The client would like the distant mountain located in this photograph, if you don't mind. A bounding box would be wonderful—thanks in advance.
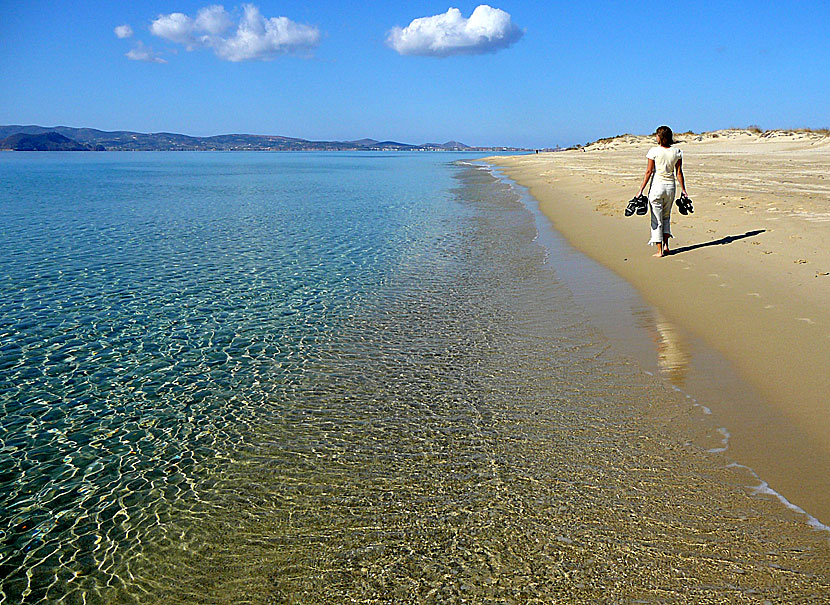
[0,132,101,151]
[0,125,531,152]
[346,138,380,147]
[420,141,470,150]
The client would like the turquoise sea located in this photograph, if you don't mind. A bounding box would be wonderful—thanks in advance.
[2,152,829,603]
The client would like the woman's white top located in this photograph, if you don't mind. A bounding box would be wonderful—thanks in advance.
[647,146,682,184]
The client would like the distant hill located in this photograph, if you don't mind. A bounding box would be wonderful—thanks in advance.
[346,138,380,147]
[0,125,531,152]
[422,140,470,150]
[0,132,103,151]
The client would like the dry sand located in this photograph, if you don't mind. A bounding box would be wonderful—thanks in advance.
[487,129,830,525]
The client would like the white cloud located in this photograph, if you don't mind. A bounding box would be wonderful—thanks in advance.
[216,4,321,61]
[387,5,523,57]
[195,5,234,35]
[126,41,167,63]
[114,24,133,39]
[149,3,321,61]
[150,11,197,47]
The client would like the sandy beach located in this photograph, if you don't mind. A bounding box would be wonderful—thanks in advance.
[487,129,830,525]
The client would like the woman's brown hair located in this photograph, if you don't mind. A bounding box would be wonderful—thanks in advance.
[656,125,674,147]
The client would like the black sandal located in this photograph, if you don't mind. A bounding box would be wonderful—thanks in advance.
[636,194,648,215]
[625,196,638,216]
[676,193,694,215]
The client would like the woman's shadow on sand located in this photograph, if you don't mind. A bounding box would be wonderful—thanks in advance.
[669,229,766,256]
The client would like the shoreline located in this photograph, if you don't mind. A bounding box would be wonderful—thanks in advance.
[484,129,830,526]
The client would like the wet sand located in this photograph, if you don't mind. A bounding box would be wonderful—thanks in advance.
[486,129,830,526]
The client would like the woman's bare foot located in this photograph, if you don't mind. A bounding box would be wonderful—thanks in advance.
[653,243,665,257]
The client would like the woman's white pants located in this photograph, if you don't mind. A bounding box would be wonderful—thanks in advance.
[648,181,675,245]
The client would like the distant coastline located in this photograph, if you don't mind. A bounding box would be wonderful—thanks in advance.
[0,125,542,152]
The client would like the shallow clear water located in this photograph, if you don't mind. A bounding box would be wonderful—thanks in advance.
[0,152,480,600]
[1,152,828,603]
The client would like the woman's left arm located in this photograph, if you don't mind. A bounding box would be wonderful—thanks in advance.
[676,157,687,195]
[638,159,655,196]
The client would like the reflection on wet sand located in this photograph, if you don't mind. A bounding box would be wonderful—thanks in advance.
[635,307,690,385]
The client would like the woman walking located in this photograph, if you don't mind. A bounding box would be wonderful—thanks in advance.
[637,126,688,257]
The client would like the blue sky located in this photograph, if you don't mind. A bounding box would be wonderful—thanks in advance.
[1,1,828,147]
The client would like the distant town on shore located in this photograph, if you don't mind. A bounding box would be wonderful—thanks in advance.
[0,125,547,152]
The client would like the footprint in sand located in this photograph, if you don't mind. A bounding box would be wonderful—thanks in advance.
[796,318,815,324]
[794,259,808,264]
[708,273,720,278]
[747,292,760,297]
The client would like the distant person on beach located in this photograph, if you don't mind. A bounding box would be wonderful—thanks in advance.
[637,125,688,257]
